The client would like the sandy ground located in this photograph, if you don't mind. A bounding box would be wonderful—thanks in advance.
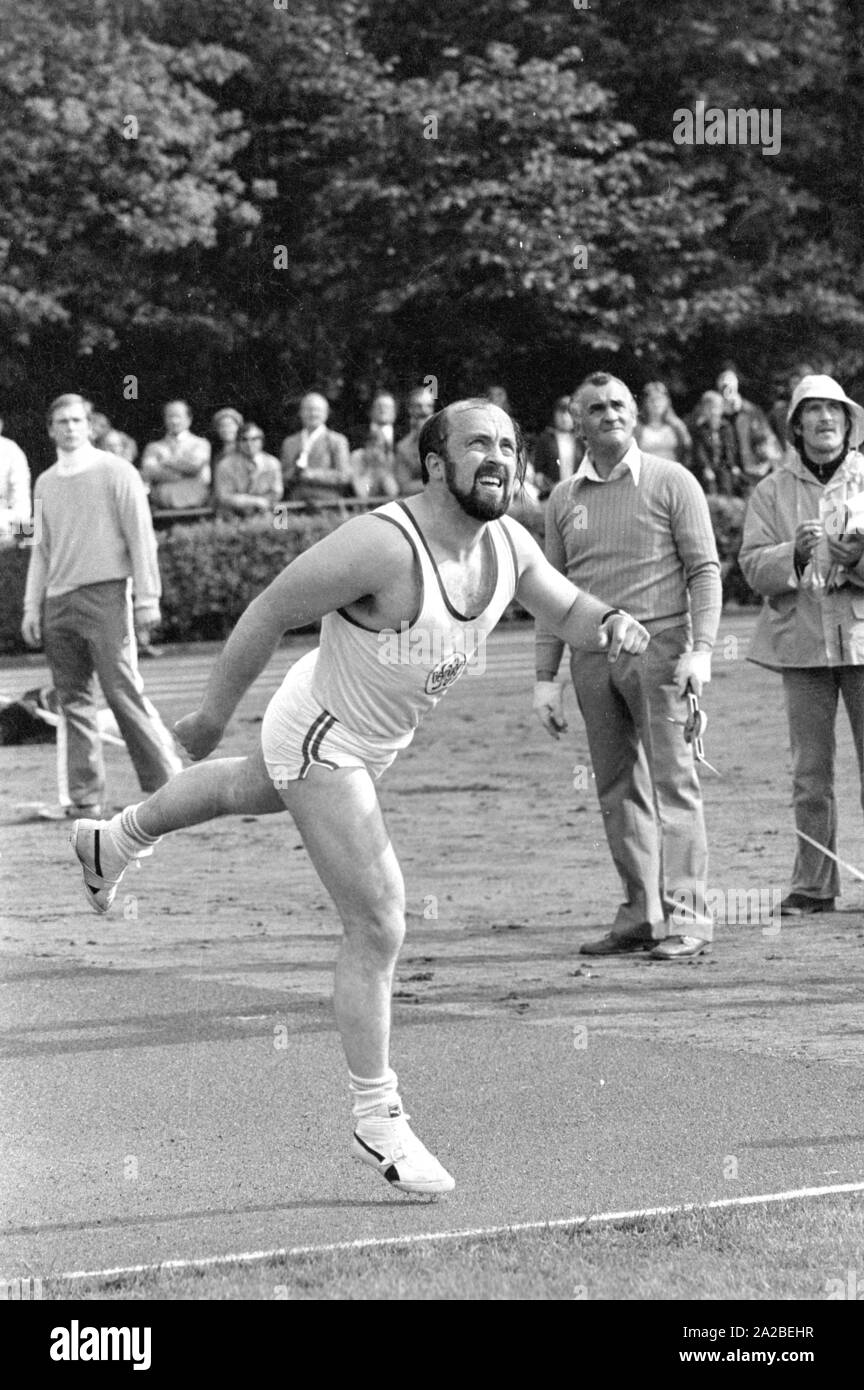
[2,612,864,1071]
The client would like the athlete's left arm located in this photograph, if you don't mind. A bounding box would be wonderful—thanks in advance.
[507,520,650,658]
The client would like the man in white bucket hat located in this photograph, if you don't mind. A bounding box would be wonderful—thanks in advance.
[740,374,864,916]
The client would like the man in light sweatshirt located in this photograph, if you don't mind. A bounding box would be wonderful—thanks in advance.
[21,394,181,816]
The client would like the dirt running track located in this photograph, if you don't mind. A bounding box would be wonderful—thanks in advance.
[1,614,863,1278]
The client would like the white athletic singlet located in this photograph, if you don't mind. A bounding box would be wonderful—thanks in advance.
[309,500,521,746]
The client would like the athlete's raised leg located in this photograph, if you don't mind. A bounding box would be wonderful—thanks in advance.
[136,744,285,831]
[69,746,284,912]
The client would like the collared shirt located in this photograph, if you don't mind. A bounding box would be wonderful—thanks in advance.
[574,440,642,485]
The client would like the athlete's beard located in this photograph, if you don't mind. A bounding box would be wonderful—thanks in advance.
[442,454,513,521]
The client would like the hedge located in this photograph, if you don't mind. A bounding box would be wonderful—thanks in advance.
[154,512,341,642]
[0,496,757,655]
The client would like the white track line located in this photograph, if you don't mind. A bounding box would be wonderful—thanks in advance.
[55,1180,864,1282]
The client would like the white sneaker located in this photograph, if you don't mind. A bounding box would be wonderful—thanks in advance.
[353,1103,455,1197]
[70,819,134,915]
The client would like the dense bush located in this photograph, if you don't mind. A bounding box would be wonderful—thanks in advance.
[0,498,758,656]
[154,512,342,641]
[0,513,344,655]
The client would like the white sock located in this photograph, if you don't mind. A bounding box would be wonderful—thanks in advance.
[107,804,161,861]
[349,1068,401,1122]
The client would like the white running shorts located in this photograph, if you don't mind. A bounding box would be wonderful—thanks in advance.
[260,649,403,784]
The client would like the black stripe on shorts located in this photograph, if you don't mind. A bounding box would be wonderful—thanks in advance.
[299,710,339,778]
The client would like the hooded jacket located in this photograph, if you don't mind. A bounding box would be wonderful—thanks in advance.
[740,448,864,668]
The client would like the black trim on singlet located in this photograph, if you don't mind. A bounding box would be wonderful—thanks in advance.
[335,509,424,632]
[335,605,381,631]
[299,710,339,778]
[395,501,498,623]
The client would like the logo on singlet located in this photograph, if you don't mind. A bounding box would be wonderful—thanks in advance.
[378,623,487,679]
[425,651,469,694]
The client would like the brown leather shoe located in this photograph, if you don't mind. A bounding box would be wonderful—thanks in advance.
[579,932,652,956]
[648,935,711,960]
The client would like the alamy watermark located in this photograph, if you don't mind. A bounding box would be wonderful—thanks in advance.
[50,1322,151,1370]
[825,1269,863,1299]
[1,1275,43,1300]
[673,100,781,157]
[671,886,781,935]
[376,622,487,685]
[5,498,42,546]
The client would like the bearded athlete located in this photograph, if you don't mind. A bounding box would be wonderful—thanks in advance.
[70,399,649,1198]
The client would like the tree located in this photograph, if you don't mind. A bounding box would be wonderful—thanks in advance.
[0,1,258,438]
[3,0,864,447]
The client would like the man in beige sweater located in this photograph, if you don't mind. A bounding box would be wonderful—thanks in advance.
[534,373,722,959]
[22,394,181,816]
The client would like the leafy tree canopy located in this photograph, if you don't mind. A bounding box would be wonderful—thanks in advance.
[1,0,862,452]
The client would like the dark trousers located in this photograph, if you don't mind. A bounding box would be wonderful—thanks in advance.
[43,580,181,807]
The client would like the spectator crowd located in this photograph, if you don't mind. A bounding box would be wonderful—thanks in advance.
[0,363,834,547]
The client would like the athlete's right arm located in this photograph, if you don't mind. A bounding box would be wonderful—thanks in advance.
[181,517,402,755]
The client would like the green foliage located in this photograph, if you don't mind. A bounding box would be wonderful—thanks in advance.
[0,0,258,413]
[345,0,864,391]
[153,504,549,642]
[297,49,723,369]
[2,0,864,444]
[154,513,340,641]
